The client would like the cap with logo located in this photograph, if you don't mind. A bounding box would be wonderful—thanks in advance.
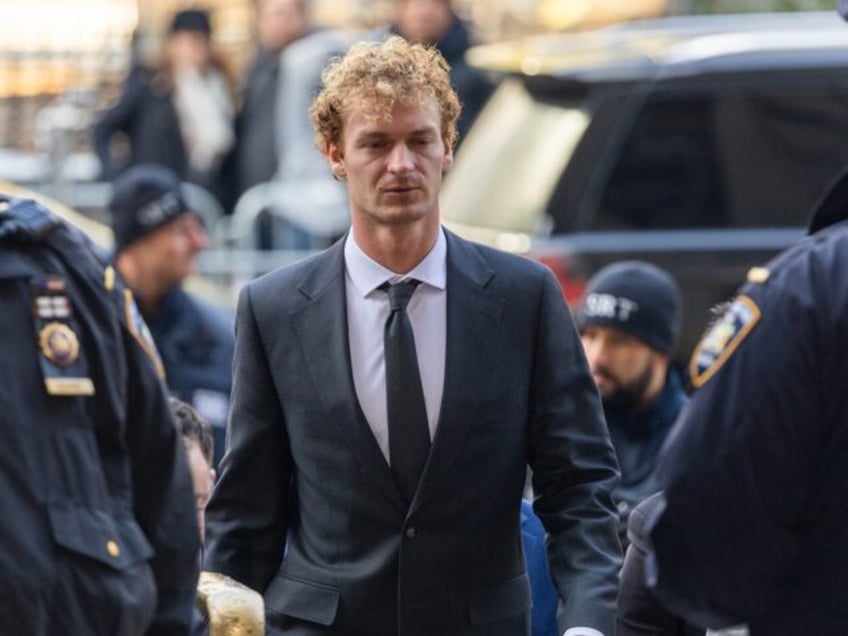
[575,261,682,355]
[109,164,190,254]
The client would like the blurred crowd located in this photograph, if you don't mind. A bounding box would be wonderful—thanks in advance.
[87,0,496,249]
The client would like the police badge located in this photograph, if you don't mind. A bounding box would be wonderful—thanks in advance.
[39,322,80,367]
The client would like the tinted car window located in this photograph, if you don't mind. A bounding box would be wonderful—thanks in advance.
[594,81,848,230]
[443,79,590,234]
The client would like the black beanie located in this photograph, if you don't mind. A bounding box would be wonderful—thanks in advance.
[575,261,682,355]
[109,165,189,253]
[169,9,212,35]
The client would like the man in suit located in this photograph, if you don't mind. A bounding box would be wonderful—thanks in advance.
[203,36,621,636]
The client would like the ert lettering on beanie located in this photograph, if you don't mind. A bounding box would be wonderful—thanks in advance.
[109,164,190,253]
[575,261,682,355]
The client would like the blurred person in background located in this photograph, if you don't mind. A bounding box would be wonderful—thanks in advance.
[227,0,316,204]
[389,0,494,145]
[169,397,216,636]
[224,0,355,250]
[110,164,234,469]
[169,399,264,636]
[0,194,198,635]
[93,8,235,207]
[170,397,216,543]
[574,261,687,545]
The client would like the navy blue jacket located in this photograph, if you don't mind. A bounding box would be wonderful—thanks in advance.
[0,196,199,635]
[93,64,188,181]
[618,494,703,636]
[146,288,234,469]
[648,219,848,634]
[606,368,687,540]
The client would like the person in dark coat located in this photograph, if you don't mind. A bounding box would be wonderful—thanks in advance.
[93,9,234,205]
[574,261,688,545]
[229,0,314,200]
[390,0,494,144]
[644,165,848,634]
[109,164,234,468]
[0,194,199,635]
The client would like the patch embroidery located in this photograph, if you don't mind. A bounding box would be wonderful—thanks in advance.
[30,276,95,396]
[689,295,761,388]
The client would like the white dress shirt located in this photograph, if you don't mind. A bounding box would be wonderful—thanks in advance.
[344,229,604,636]
[344,229,446,463]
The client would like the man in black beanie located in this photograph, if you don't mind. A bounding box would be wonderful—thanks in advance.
[575,260,687,540]
[111,164,233,469]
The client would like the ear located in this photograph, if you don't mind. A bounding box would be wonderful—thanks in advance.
[327,140,347,180]
[442,140,454,171]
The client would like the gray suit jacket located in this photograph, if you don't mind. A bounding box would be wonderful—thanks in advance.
[204,230,622,635]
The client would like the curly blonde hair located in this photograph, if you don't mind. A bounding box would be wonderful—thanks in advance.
[309,35,461,154]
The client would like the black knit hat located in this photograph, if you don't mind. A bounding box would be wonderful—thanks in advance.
[169,9,212,35]
[575,261,682,355]
[109,164,190,253]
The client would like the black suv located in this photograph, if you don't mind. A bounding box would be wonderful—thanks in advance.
[442,11,848,361]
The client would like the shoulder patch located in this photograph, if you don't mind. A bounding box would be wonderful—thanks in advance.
[689,295,761,389]
[29,275,95,396]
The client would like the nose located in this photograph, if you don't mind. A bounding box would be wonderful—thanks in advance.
[387,142,414,174]
[582,336,609,370]
[187,215,209,251]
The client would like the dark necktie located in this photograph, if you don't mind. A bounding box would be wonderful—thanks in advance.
[381,280,431,503]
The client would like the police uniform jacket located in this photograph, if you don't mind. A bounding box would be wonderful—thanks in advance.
[647,218,848,634]
[0,197,199,635]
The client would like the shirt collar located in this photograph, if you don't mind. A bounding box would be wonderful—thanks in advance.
[344,227,447,298]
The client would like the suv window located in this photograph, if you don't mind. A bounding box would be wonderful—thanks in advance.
[594,81,848,230]
[442,78,590,234]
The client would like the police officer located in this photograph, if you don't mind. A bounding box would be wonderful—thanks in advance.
[0,194,199,634]
[575,261,688,540]
[109,165,234,467]
[644,165,848,635]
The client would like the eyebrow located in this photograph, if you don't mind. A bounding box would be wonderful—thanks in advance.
[355,126,439,142]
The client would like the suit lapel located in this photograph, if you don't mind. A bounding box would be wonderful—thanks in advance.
[412,231,504,510]
[291,240,406,512]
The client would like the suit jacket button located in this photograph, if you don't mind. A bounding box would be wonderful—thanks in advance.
[405,526,417,538]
